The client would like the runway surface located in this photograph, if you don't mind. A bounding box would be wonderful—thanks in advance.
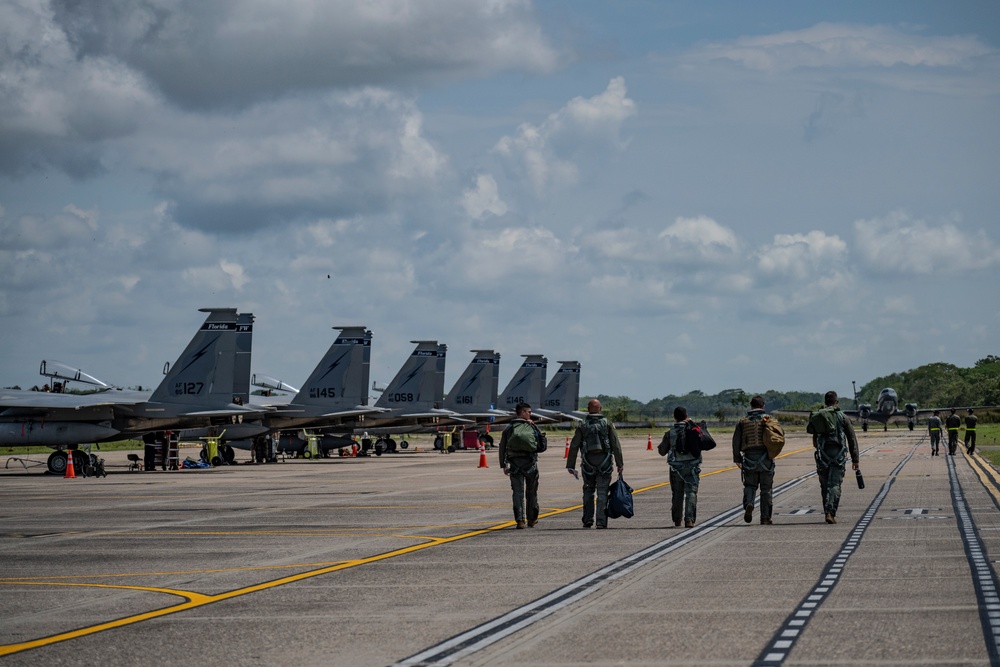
[2,430,999,666]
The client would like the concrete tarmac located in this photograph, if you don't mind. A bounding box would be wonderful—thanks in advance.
[2,431,999,666]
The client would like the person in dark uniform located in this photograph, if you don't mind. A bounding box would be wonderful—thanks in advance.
[567,399,624,529]
[733,396,777,525]
[927,410,944,456]
[498,402,544,529]
[965,408,978,455]
[945,408,962,456]
[658,406,701,528]
[811,391,860,525]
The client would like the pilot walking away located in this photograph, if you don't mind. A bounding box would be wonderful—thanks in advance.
[498,402,546,529]
[946,408,961,456]
[927,411,944,456]
[732,396,777,525]
[566,399,623,529]
[808,391,860,525]
[658,406,701,528]
[965,408,978,455]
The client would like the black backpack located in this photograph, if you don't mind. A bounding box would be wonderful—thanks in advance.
[682,420,716,456]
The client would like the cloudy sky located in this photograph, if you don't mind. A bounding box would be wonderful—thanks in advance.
[2,0,999,403]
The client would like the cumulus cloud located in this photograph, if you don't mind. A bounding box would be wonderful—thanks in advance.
[749,230,854,316]
[219,259,249,290]
[49,0,560,111]
[0,204,100,251]
[466,226,568,283]
[757,230,848,280]
[2,0,552,183]
[461,174,508,220]
[0,201,256,326]
[494,77,636,196]
[854,210,1000,274]
[0,0,156,176]
[294,218,356,249]
[658,216,740,265]
[123,89,448,232]
[580,227,652,261]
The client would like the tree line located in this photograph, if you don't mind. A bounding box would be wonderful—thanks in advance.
[588,356,1000,423]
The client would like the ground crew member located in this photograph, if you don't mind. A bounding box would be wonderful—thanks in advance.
[498,403,543,529]
[811,391,860,525]
[946,408,961,456]
[658,406,701,528]
[928,410,944,456]
[965,408,978,455]
[732,395,776,525]
[566,399,623,529]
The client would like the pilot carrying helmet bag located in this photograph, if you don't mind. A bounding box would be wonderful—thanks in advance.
[606,472,634,519]
[685,420,717,457]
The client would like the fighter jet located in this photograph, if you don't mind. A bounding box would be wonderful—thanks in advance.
[497,354,548,412]
[434,355,581,450]
[410,352,550,452]
[365,340,456,425]
[266,339,464,457]
[534,360,584,422]
[180,325,388,460]
[439,350,503,417]
[0,308,258,473]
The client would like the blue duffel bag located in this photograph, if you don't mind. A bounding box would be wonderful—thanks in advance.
[606,472,634,519]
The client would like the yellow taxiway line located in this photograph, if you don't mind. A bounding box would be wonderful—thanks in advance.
[963,449,1000,506]
[0,446,811,657]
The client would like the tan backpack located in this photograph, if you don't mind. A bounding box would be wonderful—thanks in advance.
[762,416,785,460]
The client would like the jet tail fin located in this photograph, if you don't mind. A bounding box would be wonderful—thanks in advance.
[541,360,581,416]
[497,354,548,411]
[374,340,446,411]
[443,350,501,412]
[233,313,254,406]
[291,326,372,409]
[148,308,243,407]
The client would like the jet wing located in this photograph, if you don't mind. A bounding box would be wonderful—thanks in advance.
[178,407,267,417]
[370,408,476,425]
[0,389,148,412]
[533,409,585,422]
[319,406,390,419]
[402,410,474,422]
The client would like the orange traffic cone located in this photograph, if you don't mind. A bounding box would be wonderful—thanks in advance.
[564,436,570,459]
[64,451,76,479]
[352,442,358,457]
[647,434,653,451]
[477,443,489,468]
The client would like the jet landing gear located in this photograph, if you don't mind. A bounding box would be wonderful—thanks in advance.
[47,451,67,475]
[46,450,88,475]
[372,437,408,456]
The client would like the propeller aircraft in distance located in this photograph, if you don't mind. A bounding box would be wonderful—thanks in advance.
[778,384,994,433]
